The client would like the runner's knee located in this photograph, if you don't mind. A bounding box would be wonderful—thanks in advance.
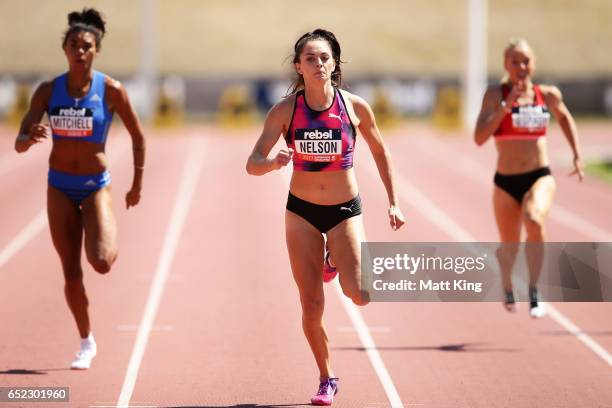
[61,262,83,281]
[496,243,520,260]
[301,297,324,322]
[351,292,369,306]
[64,273,84,285]
[64,275,85,297]
[90,256,114,274]
[340,281,369,306]
[524,212,545,240]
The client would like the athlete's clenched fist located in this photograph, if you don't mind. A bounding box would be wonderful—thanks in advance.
[273,148,294,169]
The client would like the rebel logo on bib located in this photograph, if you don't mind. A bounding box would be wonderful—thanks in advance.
[294,128,342,162]
[50,107,94,137]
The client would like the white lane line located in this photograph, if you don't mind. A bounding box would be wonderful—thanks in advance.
[549,205,612,242]
[412,135,612,241]
[279,168,404,408]
[550,144,612,165]
[381,162,475,242]
[116,136,205,408]
[365,158,612,367]
[0,212,47,269]
[337,326,391,333]
[545,306,612,366]
[0,140,129,272]
[92,406,158,408]
[334,280,405,408]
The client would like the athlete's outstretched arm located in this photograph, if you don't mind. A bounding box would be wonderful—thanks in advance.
[350,93,405,231]
[246,98,294,176]
[14,82,52,153]
[106,78,146,208]
[543,85,584,181]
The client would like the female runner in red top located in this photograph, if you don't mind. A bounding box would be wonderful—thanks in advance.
[474,39,583,318]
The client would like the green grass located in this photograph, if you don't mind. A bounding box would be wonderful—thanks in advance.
[585,160,612,184]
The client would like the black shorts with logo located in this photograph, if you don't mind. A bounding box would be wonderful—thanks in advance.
[286,192,362,233]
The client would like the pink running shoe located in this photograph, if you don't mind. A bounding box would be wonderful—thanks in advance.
[323,245,338,283]
[311,377,339,406]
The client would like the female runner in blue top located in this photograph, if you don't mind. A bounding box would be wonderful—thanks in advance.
[14,8,146,369]
[247,29,405,405]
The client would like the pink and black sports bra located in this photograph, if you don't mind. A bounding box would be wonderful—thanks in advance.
[285,88,356,171]
[494,83,550,140]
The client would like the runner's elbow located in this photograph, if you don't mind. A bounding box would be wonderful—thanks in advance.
[245,159,261,176]
[246,153,270,176]
[474,131,488,146]
[14,141,27,153]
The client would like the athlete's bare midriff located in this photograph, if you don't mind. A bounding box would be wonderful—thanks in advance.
[49,139,108,174]
[495,137,549,174]
[290,168,359,204]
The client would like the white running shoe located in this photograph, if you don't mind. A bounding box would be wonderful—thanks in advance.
[71,335,97,370]
[529,304,547,319]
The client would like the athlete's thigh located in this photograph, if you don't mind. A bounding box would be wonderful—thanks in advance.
[285,210,325,304]
[523,175,555,221]
[47,186,83,273]
[493,186,522,242]
[81,186,117,261]
[326,214,366,293]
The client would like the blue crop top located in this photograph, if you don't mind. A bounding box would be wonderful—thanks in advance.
[48,70,113,144]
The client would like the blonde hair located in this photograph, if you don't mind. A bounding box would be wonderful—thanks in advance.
[501,38,533,84]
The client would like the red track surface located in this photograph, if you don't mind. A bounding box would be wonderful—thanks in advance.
[0,122,610,408]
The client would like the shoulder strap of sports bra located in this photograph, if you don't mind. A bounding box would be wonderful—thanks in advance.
[334,86,344,106]
[285,91,301,140]
[533,84,545,105]
[335,87,357,136]
[92,71,104,93]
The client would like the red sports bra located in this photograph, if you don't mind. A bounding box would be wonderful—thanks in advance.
[494,84,550,140]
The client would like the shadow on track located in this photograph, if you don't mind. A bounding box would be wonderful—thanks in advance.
[0,368,72,375]
[169,404,311,408]
[333,342,520,353]
[541,330,612,336]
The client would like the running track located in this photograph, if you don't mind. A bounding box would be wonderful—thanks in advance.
[0,121,611,408]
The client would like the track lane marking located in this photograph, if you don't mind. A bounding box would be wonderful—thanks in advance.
[116,136,205,408]
[0,139,129,272]
[411,134,612,241]
[279,167,405,408]
[364,155,612,367]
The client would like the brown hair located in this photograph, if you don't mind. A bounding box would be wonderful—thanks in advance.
[288,29,343,94]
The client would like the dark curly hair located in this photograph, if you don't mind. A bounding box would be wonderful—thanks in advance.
[62,8,106,50]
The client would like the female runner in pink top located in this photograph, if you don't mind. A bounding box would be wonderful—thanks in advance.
[247,29,405,405]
